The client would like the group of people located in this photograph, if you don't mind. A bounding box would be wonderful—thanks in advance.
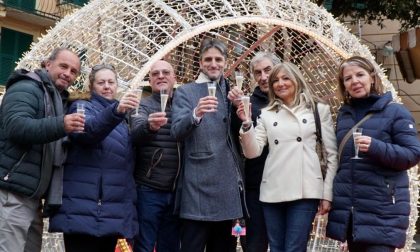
[0,37,419,252]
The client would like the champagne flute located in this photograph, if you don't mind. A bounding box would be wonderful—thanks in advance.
[351,127,363,159]
[160,88,169,112]
[131,86,143,117]
[235,71,244,90]
[76,103,85,133]
[241,95,250,123]
[208,81,216,97]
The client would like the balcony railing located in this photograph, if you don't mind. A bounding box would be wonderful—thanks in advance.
[1,0,88,21]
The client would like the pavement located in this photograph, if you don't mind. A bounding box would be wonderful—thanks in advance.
[414,234,420,251]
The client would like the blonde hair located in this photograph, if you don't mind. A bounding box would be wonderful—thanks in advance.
[267,62,314,110]
[337,56,384,104]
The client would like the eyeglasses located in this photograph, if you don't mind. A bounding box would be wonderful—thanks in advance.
[91,63,115,71]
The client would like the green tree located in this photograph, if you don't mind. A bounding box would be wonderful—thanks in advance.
[314,0,420,31]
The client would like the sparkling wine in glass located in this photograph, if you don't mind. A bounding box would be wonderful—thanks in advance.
[241,95,250,123]
[235,71,244,90]
[160,88,169,112]
[131,86,143,117]
[351,127,363,159]
[208,81,216,97]
[76,103,85,133]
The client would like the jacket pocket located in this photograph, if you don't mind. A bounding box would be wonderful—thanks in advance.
[2,152,28,182]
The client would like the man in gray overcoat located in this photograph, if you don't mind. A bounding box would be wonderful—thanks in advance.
[171,38,245,252]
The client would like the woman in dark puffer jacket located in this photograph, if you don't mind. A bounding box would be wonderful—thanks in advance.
[326,56,420,251]
[49,64,140,252]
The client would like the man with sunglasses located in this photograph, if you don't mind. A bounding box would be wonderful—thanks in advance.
[0,47,84,252]
[131,60,180,252]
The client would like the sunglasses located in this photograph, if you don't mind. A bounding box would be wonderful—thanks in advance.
[91,63,115,71]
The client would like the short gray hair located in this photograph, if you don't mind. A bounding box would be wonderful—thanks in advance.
[199,38,228,59]
[250,52,281,74]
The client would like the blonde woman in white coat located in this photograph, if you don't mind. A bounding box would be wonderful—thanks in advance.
[238,62,338,252]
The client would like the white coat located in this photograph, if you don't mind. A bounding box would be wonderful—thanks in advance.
[240,94,338,203]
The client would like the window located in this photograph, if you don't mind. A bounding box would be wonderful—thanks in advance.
[0,28,33,84]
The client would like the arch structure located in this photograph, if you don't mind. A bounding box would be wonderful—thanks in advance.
[15,0,416,251]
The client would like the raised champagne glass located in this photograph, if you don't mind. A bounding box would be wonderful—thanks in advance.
[241,95,250,123]
[131,86,143,117]
[208,81,216,97]
[160,88,169,112]
[235,71,244,91]
[351,127,363,159]
[76,103,85,133]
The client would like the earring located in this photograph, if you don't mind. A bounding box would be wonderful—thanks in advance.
[344,90,350,99]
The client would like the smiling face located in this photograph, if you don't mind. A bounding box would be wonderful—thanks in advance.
[272,69,296,106]
[149,60,176,93]
[199,47,226,81]
[91,69,118,100]
[45,50,80,92]
[252,58,274,93]
[342,64,374,99]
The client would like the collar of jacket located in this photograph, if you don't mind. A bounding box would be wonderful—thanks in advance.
[91,91,118,108]
[252,86,268,102]
[341,92,393,114]
[265,92,311,111]
[195,72,224,84]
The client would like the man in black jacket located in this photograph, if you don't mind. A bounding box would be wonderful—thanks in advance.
[0,47,85,252]
[228,52,280,252]
[131,60,180,252]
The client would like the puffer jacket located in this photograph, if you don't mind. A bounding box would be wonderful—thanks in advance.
[326,92,420,248]
[0,69,67,198]
[49,92,138,238]
[131,92,181,191]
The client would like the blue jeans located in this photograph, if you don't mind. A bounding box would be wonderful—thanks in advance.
[245,189,268,252]
[134,185,180,252]
[262,199,319,252]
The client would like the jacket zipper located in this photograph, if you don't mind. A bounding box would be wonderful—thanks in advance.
[172,141,182,191]
[3,152,28,181]
[97,175,103,214]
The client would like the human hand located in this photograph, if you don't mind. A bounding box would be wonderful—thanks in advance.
[355,135,372,153]
[194,96,218,117]
[117,91,140,114]
[148,112,168,131]
[236,102,252,122]
[227,86,244,107]
[318,200,331,215]
[64,113,85,133]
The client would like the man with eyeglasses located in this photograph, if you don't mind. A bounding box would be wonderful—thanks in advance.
[0,47,85,252]
[131,60,181,252]
[171,38,245,252]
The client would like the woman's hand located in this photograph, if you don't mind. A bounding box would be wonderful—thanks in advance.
[355,135,372,153]
[236,102,252,122]
[318,200,331,215]
[117,91,139,114]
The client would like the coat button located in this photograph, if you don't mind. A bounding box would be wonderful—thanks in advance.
[223,117,227,123]
[274,139,279,144]
[302,119,307,123]
[273,122,278,126]
[297,137,302,142]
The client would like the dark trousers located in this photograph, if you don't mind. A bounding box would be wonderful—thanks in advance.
[245,189,268,252]
[134,185,180,252]
[346,218,396,252]
[63,233,118,252]
[262,199,319,252]
[180,219,232,252]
